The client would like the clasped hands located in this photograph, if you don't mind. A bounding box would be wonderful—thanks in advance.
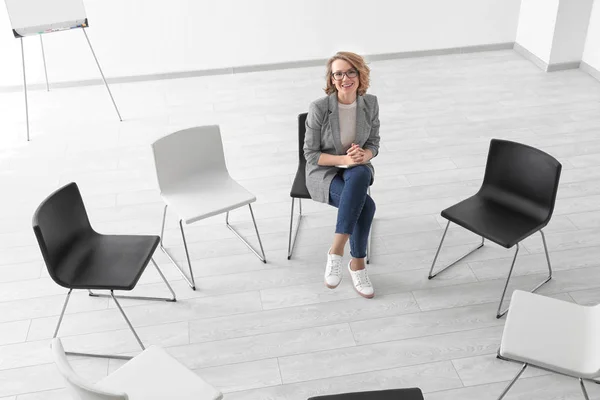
[345,143,369,165]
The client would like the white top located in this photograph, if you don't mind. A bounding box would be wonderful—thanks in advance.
[338,100,357,152]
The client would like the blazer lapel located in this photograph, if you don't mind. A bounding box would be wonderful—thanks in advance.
[355,95,369,146]
[328,93,344,154]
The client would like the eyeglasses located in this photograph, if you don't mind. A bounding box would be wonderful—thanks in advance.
[332,70,358,81]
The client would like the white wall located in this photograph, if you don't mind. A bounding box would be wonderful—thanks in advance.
[550,0,594,64]
[583,0,600,70]
[515,0,559,63]
[0,0,521,87]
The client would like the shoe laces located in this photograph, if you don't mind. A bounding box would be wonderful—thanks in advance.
[328,257,342,277]
[354,269,371,288]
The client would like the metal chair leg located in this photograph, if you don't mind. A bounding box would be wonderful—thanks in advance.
[249,204,267,263]
[159,204,196,290]
[288,198,303,260]
[88,258,176,302]
[366,230,371,264]
[496,230,553,319]
[225,204,267,263]
[498,353,595,398]
[53,289,73,340]
[53,289,143,360]
[497,363,528,399]
[428,220,484,279]
[366,187,371,265]
[540,230,553,279]
[580,378,590,400]
[110,291,145,351]
[496,243,520,319]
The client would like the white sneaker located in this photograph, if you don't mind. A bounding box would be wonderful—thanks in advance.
[348,261,374,298]
[324,249,343,289]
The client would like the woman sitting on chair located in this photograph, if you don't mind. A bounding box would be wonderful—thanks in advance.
[304,51,380,298]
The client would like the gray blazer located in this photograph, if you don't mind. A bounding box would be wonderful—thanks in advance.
[304,93,381,203]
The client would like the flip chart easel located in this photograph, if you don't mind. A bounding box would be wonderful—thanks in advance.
[3,0,122,141]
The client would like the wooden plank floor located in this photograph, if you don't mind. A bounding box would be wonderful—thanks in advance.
[1,49,600,399]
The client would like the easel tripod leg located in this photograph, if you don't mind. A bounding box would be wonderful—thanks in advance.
[40,36,49,91]
[20,38,30,141]
[82,28,122,121]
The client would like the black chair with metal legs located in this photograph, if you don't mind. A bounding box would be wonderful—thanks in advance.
[288,112,313,260]
[33,182,176,360]
[288,113,372,263]
[308,388,424,400]
[428,139,562,318]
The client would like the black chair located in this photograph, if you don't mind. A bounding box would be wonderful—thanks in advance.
[308,388,424,400]
[33,182,176,360]
[288,113,312,259]
[428,139,562,318]
[287,113,372,263]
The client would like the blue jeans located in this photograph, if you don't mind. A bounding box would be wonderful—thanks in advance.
[328,165,376,259]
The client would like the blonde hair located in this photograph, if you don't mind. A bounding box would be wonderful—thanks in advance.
[324,51,370,96]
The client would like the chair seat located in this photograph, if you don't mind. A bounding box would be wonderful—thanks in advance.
[162,178,256,224]
[291,166,311,199]
[441,194,545,248]
[308,388,424,400]
[500,290,600,379]
[55,234,159,290]
[97,346,223,400]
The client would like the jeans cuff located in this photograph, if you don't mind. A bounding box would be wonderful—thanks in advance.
[335,227,353,235]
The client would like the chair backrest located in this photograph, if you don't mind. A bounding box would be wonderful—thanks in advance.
[52,338,128,400]
[298,113,308,165]
[480,139,562,224]
[152,126,229,193]
[32,182,94,287]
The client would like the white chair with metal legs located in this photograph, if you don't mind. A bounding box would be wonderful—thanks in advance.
[52,338,223,400]
[497,290,600,400]
[152,126,267,290]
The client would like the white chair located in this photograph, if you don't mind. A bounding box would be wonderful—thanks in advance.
[52,338,223,400]
[152,126,267,290]
[497,290,600,399]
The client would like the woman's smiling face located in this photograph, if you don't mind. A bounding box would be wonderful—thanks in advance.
[331,59,359,97]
